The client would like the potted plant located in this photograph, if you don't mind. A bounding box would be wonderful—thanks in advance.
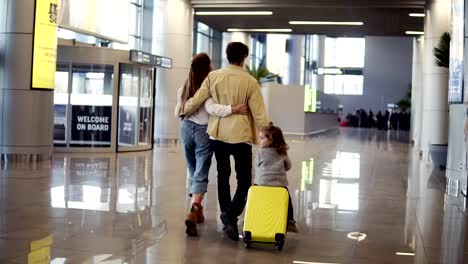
[433,32,450,68]
[396,84,412,111]
[245,58,281,84]
[430,32,450,169]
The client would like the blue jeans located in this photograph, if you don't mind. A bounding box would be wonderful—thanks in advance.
[180,120,213,195]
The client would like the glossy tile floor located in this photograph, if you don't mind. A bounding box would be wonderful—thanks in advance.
[0,128,467,264]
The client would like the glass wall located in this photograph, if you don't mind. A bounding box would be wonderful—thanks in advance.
[449,0,464,103]
[324,38,365,68]
[249,34,266,71]
[129,0,143,49]
[193,22,223,69]
[58,0,144,51]
[323,37,365,96]
[324,75,364,95]
[303,35,345,113]
[266,34,288,78]
[303,35,317,112]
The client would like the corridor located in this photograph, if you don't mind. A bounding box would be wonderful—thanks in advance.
[0,128,466,264]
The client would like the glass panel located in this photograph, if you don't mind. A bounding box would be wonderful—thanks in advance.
[117,156,136,213]
[196,33,211,54]
[53,63,70,145]
[324,75,364,95]
[51,157,112,211]
[449,0,464,103]
[324,37,365,68]
[119,64,140,147]
[129,4,141,36]
[197,22,211,35]
[139,68,153,145]
[70,64,114,147]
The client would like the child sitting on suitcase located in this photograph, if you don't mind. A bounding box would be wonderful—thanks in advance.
[255,122,299,233]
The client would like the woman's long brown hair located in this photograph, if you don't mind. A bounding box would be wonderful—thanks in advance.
[178,53,211,116]
[262,122,289,155]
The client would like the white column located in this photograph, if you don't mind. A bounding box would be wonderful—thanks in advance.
[316,35,326,93]
[411,36,424,146]
[284,35,304,86]
[420,0,451,152]
[151,0,193,140]
[221,32,251,68]
[266,34,288,80]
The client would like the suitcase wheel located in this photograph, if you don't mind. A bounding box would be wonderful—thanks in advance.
[243,231,252,249]
[277,241,284,251]
[275,233,285,251]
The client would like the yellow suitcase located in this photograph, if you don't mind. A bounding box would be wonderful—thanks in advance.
[242,186,289,250]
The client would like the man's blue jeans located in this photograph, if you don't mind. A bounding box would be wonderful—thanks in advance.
[180,120,213,195]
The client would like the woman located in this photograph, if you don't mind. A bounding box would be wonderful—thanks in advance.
[175,53,247,236]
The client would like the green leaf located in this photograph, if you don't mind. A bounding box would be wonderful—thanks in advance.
[245,57,281,84]
[433,32,450,68]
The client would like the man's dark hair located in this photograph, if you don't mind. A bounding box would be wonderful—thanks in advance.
[226,42,249,65]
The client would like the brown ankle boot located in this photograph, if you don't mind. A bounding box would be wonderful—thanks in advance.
[193,205,204,224]
[185,206,198,237]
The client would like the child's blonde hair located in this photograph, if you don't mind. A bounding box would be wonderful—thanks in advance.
[261,122,289,155]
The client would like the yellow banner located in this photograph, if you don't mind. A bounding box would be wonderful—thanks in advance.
[28,246,51,264]
[32,0,59,89]
[28,234,53,264]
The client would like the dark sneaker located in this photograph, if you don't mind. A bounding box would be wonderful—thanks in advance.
[220,212,239,241]
[287,220,299,233]
[224,224,239,241]
[220,212,231,226]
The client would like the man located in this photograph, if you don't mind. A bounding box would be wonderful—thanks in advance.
[183,42,269,241]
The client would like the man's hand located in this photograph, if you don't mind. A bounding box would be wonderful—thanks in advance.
[231,104,248,115]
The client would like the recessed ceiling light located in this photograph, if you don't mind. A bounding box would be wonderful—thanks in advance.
[227,28,292,33]
[405,31,424,35]
[396,252,415,256]
[409,13,425,17]
[289,21,364,26]
[195,11,273,16]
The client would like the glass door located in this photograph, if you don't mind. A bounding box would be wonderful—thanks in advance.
[118,64,155,151]
[69,64,114,148]
[118,65,139,148]
[138,67,153,146]
[53,63,70,146]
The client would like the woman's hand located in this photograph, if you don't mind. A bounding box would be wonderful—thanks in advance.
[231,104,248,115]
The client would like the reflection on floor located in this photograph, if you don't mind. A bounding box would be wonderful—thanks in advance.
[0,128,466,264]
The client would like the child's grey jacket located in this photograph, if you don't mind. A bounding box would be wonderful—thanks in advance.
[254,148,291,187]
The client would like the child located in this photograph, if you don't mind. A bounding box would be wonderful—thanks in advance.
[255,122,299,233]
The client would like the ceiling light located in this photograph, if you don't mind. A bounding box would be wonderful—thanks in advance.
[293,260,339,264]
[405,31,424,35]
[227,28,292,33]
[396,252,415,256]
[289,21,364,26]
[409,13,425,17]
[195,11,273,16]
[317,68,342,75]
[347,232,367,241]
